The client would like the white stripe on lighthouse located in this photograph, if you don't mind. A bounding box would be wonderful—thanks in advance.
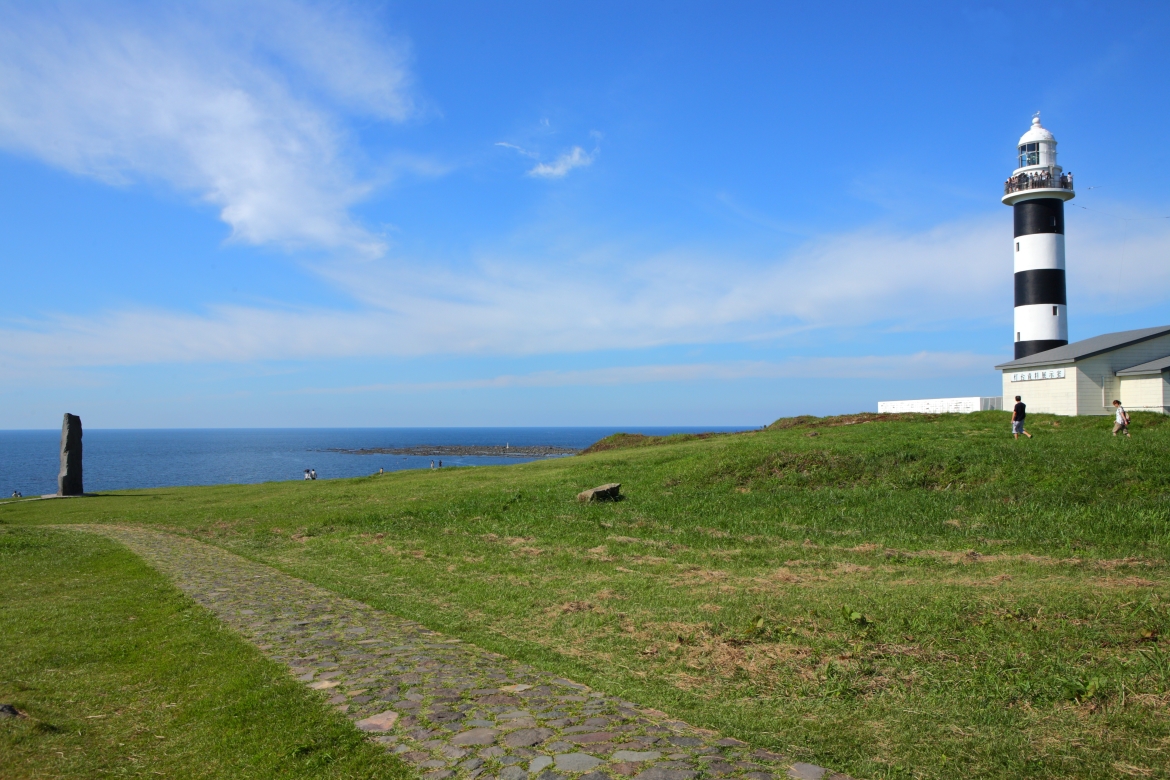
[1014,303,1068,343]
[1014,233,1065,273]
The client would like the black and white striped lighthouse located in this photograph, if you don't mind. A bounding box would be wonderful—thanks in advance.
[1002,114,1075,359]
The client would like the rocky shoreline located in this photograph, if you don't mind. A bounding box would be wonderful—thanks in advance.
[327,445,579,457]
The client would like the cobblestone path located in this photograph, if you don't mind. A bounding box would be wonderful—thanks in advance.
[79,526,853,780]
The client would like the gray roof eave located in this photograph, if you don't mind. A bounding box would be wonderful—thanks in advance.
[995,326,1170,370]
[1116,367,1167,376]
[994,357,1077,370]
[1116,355,1170,375]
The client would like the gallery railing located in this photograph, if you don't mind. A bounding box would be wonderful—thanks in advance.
[1004,173,1074,195]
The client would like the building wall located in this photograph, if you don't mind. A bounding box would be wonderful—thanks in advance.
[1075,356,1117,416]
[1119,375,1167,413]
[1001,332,1170,416]
[1074,333,1170,416]
[1002,366,1077,415]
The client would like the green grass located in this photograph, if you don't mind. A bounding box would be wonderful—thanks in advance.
[0,526,411,779]
[4,410,1170,779]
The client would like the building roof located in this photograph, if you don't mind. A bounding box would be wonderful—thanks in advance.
[1117,355,1170,376]
[995,325,1170,370]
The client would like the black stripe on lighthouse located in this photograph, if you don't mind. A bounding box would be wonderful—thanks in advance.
[1014,268,1067,306]
[1014,198,1065,236]
[1013,197,1068,359]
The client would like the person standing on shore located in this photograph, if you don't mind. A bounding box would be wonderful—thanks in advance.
[1011,395,1032,440]
[1112,400,1131,437]
[430,460,435,469]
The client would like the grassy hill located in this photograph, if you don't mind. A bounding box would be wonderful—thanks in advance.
[3,410,1170,779]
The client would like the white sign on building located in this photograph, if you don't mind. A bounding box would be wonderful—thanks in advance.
[1010,369,1065,382]
[877,397,1003,414]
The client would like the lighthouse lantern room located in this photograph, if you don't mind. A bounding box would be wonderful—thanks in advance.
[1002,114,1075,359]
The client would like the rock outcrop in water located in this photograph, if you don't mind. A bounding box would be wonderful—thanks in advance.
[329,444,577,457]
[57,413,83,496]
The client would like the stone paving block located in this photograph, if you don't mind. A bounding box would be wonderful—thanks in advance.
[505,728,554,747]
[566,731,616,744]
[633,769,697,780]
[308,680,339,690]
[76,527,853,780]
[555,753,603,772]
[786,765,826,780]
[611,751,661,762]
[452,727,499,746]
[354,710,399,732]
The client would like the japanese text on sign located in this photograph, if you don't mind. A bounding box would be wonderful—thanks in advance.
[1011,368,1065,382]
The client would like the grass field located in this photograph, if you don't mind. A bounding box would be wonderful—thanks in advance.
[3,410,1170,779]
[0,527,410,779]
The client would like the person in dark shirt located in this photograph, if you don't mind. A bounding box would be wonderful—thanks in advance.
[1011,395,1032,440]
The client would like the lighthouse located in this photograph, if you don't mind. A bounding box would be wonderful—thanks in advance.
[1002,115,1075,359]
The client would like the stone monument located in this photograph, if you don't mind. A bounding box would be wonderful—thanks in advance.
[57,413,83,496]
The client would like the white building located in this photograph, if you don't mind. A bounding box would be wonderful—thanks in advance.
[995,326,1170,415]
[878,397,1002,414]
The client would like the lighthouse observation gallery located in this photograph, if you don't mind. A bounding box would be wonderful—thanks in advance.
[882,115,1170,416]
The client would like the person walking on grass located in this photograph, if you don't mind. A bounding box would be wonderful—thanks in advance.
[1113,399,1132,437]
[1012,395,1032,439]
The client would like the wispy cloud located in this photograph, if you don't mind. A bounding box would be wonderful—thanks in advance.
[1,202,1167,372]
[528,146,594,178]
[494,141,538,159]
[0,0,415,255]
[291,352,1003,395]
[497,134,598,178]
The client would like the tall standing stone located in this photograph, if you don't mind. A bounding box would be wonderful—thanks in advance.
[57,413,83,496]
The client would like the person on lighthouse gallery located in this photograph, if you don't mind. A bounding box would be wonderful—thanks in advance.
[1011,396,1032,440]
[1112,400,1131,438]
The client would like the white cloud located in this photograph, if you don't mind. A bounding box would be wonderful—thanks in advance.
[1066,204,1170,312]
[2,202,1168,372]
[0,215,1008,368]
[0,1,414,254]
[497,127,599,178]
[528,146,594,178]
[291,352,1002,395]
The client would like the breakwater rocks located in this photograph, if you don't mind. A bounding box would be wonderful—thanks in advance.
[329,445,579,458]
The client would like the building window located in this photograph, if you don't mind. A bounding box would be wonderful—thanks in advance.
[1016,242,1020,251]
[1053,306,1058,315]
[1019,142,1040,167]
[1016,331,1021,342]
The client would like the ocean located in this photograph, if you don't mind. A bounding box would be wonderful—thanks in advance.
[0,427,747,496]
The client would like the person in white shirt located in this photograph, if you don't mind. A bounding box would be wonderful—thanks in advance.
[1112,400,1131,437]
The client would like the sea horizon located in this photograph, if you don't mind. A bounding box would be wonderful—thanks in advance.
[2,425,751,497]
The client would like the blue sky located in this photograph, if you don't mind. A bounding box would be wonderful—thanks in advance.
[2,1,1169,428]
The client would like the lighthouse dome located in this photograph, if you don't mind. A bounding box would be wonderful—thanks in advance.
[1018,115,1055,146]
